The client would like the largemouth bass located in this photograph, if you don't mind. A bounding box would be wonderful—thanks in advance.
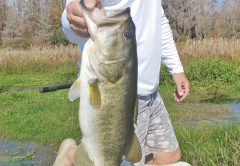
[68,1,141,166]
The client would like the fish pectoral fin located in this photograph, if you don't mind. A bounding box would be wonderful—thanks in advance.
[89,80,101,109]
[68,77,81,101]
[74,143,94,166]
[125,133,142,163]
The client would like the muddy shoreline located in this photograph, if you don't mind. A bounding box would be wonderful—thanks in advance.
[0,139,56,166]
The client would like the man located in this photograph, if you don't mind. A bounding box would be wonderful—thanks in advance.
[54,0,190,165]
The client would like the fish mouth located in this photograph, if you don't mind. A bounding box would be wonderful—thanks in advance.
[80,0,131,26]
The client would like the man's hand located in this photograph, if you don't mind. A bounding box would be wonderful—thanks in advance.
[66,0,100,38]
[172,73,189,102]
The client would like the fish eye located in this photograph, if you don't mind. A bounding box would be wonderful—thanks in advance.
[123,31,132,40]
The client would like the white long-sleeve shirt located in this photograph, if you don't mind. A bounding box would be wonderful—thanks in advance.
[62,0,184,96]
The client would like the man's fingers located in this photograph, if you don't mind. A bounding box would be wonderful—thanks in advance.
[68,13,89,37]
[66,0,83,17]
[68,15,87,29]
[84,0,98,9]
[174,82,190,102]
[66,0,91,37]
[176,84,184,96]
[174,93,180,102]
[70,24,90,38]
[178,91,188,102]
[172,73,190,102]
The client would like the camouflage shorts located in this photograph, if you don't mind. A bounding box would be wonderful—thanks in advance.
[121,91,179,166]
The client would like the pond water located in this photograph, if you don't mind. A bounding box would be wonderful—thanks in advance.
[227,102,240,122]
[176,101,240,125]
[228,102,240,115]
[0,139,55,166]
[203,102,240,124]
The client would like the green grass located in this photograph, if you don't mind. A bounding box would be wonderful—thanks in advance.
[0,66,77,89]
[176,124,240,166]
[0,90,80,147]
[0,56,240,165]
[0,65,81,147]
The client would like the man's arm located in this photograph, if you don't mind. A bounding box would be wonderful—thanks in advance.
[160,7,189,102]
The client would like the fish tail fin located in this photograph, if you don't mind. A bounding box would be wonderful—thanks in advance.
[74,143,94,166]
[125,133,142,163]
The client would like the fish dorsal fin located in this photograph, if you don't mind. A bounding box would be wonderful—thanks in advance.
[125,133,142,163]
[68,77,81,101]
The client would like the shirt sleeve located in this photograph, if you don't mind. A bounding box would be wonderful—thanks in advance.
[160,7,184,75]
[61,0,88,45]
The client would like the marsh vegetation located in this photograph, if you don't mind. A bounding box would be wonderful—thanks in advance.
[0,38,240,165]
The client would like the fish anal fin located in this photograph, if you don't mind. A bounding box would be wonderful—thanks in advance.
[68,77,81,101]
[125,133,142,163]
[74,143,94,166]
[89,81,101,109]
[134,100,138,125]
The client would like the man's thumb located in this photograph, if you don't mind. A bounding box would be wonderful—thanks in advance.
[84,0,97,9]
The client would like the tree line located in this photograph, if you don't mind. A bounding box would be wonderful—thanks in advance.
[0,0,67,48]
[0,0,239,48]
[163,0,240,40]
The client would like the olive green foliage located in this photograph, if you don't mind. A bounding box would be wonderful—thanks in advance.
[50,31,70,46]
[160,57,240,89]
[159,65,174,85]
[186,58,240,86]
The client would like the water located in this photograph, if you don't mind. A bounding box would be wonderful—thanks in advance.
[206,102,240,123]
[228,102,240,117]
[185,102,240,125]
[209,102,240,123]
[0,139,56,166]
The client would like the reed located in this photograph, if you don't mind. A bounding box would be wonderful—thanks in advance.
[0,45,80,72]
[1,38,240,72]
[177,38,240,63]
